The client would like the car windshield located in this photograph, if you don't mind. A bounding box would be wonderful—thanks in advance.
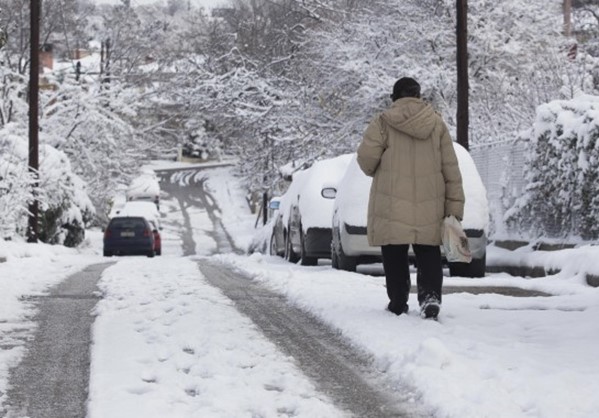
[108,218,147,231]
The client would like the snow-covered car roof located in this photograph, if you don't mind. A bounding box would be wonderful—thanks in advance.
[334,144,489,231]
[126,174,160,200]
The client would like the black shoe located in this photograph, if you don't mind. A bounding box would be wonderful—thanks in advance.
[420,299,440,319]
[387,301,409,316]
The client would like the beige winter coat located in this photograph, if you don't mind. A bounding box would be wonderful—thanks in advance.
[357,97,465,246]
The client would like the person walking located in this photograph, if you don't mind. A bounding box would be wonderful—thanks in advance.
[356,77,465,319]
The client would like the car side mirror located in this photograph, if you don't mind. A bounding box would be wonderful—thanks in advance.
[321,187,337,199]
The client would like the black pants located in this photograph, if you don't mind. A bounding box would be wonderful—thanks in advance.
[381,244,443,308]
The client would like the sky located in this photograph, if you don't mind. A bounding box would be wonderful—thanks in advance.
[1,161,599,417]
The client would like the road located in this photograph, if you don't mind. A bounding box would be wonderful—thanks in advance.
[3,164,549,417]
[4,263,113,418]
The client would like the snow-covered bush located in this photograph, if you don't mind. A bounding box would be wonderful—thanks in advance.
[37,143,95,246]
[0,127,34,239]
[505,94,599,240]
[0,124,94,245]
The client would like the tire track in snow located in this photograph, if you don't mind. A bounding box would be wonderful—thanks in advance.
[199,260,432,418]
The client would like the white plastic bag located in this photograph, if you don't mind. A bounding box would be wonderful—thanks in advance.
[442,215,472,263]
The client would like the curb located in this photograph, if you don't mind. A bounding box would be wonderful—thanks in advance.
[487,265,598,288]
[486,265,549,278]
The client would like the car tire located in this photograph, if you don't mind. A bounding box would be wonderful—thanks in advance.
[147,251,155,258]
[103,250,112,257]
[285,233,300,263]
[331,242,340,269]
[332,231,357,272]
[299,227,317,266]
[449,254,486,278]
[270,232,279,256]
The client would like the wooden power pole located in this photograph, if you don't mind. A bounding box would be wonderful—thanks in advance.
[27,0,40,243]
[456,0,469,151]
[563,0,572,37]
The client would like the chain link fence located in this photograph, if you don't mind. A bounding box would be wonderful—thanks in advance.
[470,140,528,240]
[471,140,594,243]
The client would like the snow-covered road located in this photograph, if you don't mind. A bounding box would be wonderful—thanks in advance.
[1,161,598,418]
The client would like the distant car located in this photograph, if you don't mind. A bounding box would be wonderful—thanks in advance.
[126,173,161,209]
[116,200,161,221]
[103,216,155,257]
[270,154,353,265]
[330,144,489,277]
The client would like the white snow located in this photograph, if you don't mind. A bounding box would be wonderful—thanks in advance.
[1,161,598,417]
[87,257,343,418]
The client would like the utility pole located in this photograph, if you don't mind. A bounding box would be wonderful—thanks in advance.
[563,0,572,37]
[456,0,469,151]
[103,38,111,86]
[27,0,40,243]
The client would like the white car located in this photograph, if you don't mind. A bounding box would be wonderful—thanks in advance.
[126,173,161,209]
[330,144,489,277]
[270,154,353,265]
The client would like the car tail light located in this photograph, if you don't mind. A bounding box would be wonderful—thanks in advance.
[143,228,151,237]
[104,229,112,239]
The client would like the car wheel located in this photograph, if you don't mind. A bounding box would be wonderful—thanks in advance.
[331,242,339,269]
[332,231,357,272]
[269,232,279,256]
[449,254,486,278]
[299,227,317,266]
[285,233,300,263]
[147,251,155,258]
[103,250,112,257]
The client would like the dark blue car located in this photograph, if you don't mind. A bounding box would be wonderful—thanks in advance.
[103,216,155,257]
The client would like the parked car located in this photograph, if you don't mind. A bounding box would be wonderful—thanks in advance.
[270,154,353,265]
[126,173,161,209]
[111,201,162,256]
[329,144,489,277]
[103,216,155,257]
[270,169,310,260]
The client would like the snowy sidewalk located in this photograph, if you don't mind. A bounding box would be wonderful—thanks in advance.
[217,253,599,418]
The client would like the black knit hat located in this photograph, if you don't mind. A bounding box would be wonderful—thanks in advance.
[391,77,421,101]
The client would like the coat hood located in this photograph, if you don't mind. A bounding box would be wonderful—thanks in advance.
[381,97,438,140]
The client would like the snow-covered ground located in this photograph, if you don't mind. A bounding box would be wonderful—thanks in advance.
[1,161,598,417]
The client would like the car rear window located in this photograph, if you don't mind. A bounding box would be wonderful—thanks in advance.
[108,217,147,230]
